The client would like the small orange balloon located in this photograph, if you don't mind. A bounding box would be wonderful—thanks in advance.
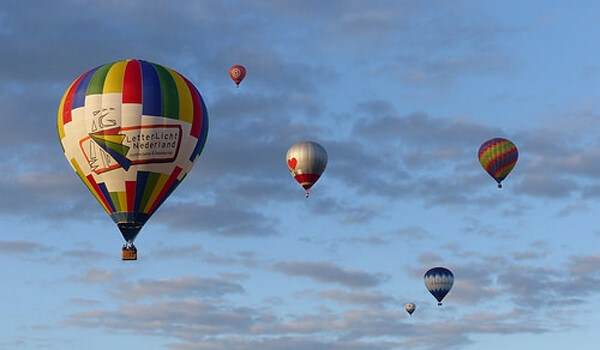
[229,65,246,87]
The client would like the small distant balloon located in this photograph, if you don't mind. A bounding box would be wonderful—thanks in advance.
[478,138,518,188]
[286,141,328,198]
[424,267,454,306]
[405,303,416,316]
[229,65,246,87]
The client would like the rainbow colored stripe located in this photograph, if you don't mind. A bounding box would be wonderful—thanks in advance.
[478,138,518,185]
[57,59,208,162]
[70,156,182,219]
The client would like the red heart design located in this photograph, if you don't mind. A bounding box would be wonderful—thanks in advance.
[287,158,297,170]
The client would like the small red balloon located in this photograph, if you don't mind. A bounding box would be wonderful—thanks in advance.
[229,65,246,87]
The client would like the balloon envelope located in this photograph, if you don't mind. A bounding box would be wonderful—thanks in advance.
[286,141,328,197]
[478,138,518,188]
[229,65,246,86]
[405,302,416,315]
[424,267,454,306]
[58,59,209,243]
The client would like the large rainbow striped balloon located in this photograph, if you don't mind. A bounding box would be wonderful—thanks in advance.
[57,59,208,243]
[478,138,518,188]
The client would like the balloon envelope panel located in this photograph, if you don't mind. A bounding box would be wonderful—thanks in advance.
[57,59,208,242]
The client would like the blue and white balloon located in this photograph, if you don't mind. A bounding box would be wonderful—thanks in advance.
[424,267,454,306]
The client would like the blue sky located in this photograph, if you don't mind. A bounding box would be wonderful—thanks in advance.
[2,1,600,349]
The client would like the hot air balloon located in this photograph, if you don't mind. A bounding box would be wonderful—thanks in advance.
[478,138,518,188]
[286,141,327,198]
[424,267,454,306]
[405,303,416,316]
[57,59,209,260]
[229,65,246,87]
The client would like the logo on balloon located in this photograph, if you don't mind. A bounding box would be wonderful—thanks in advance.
[80,125,182,174]
[287,158,298,170]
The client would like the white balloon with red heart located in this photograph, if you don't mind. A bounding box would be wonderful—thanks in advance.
[285,141,327,197]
